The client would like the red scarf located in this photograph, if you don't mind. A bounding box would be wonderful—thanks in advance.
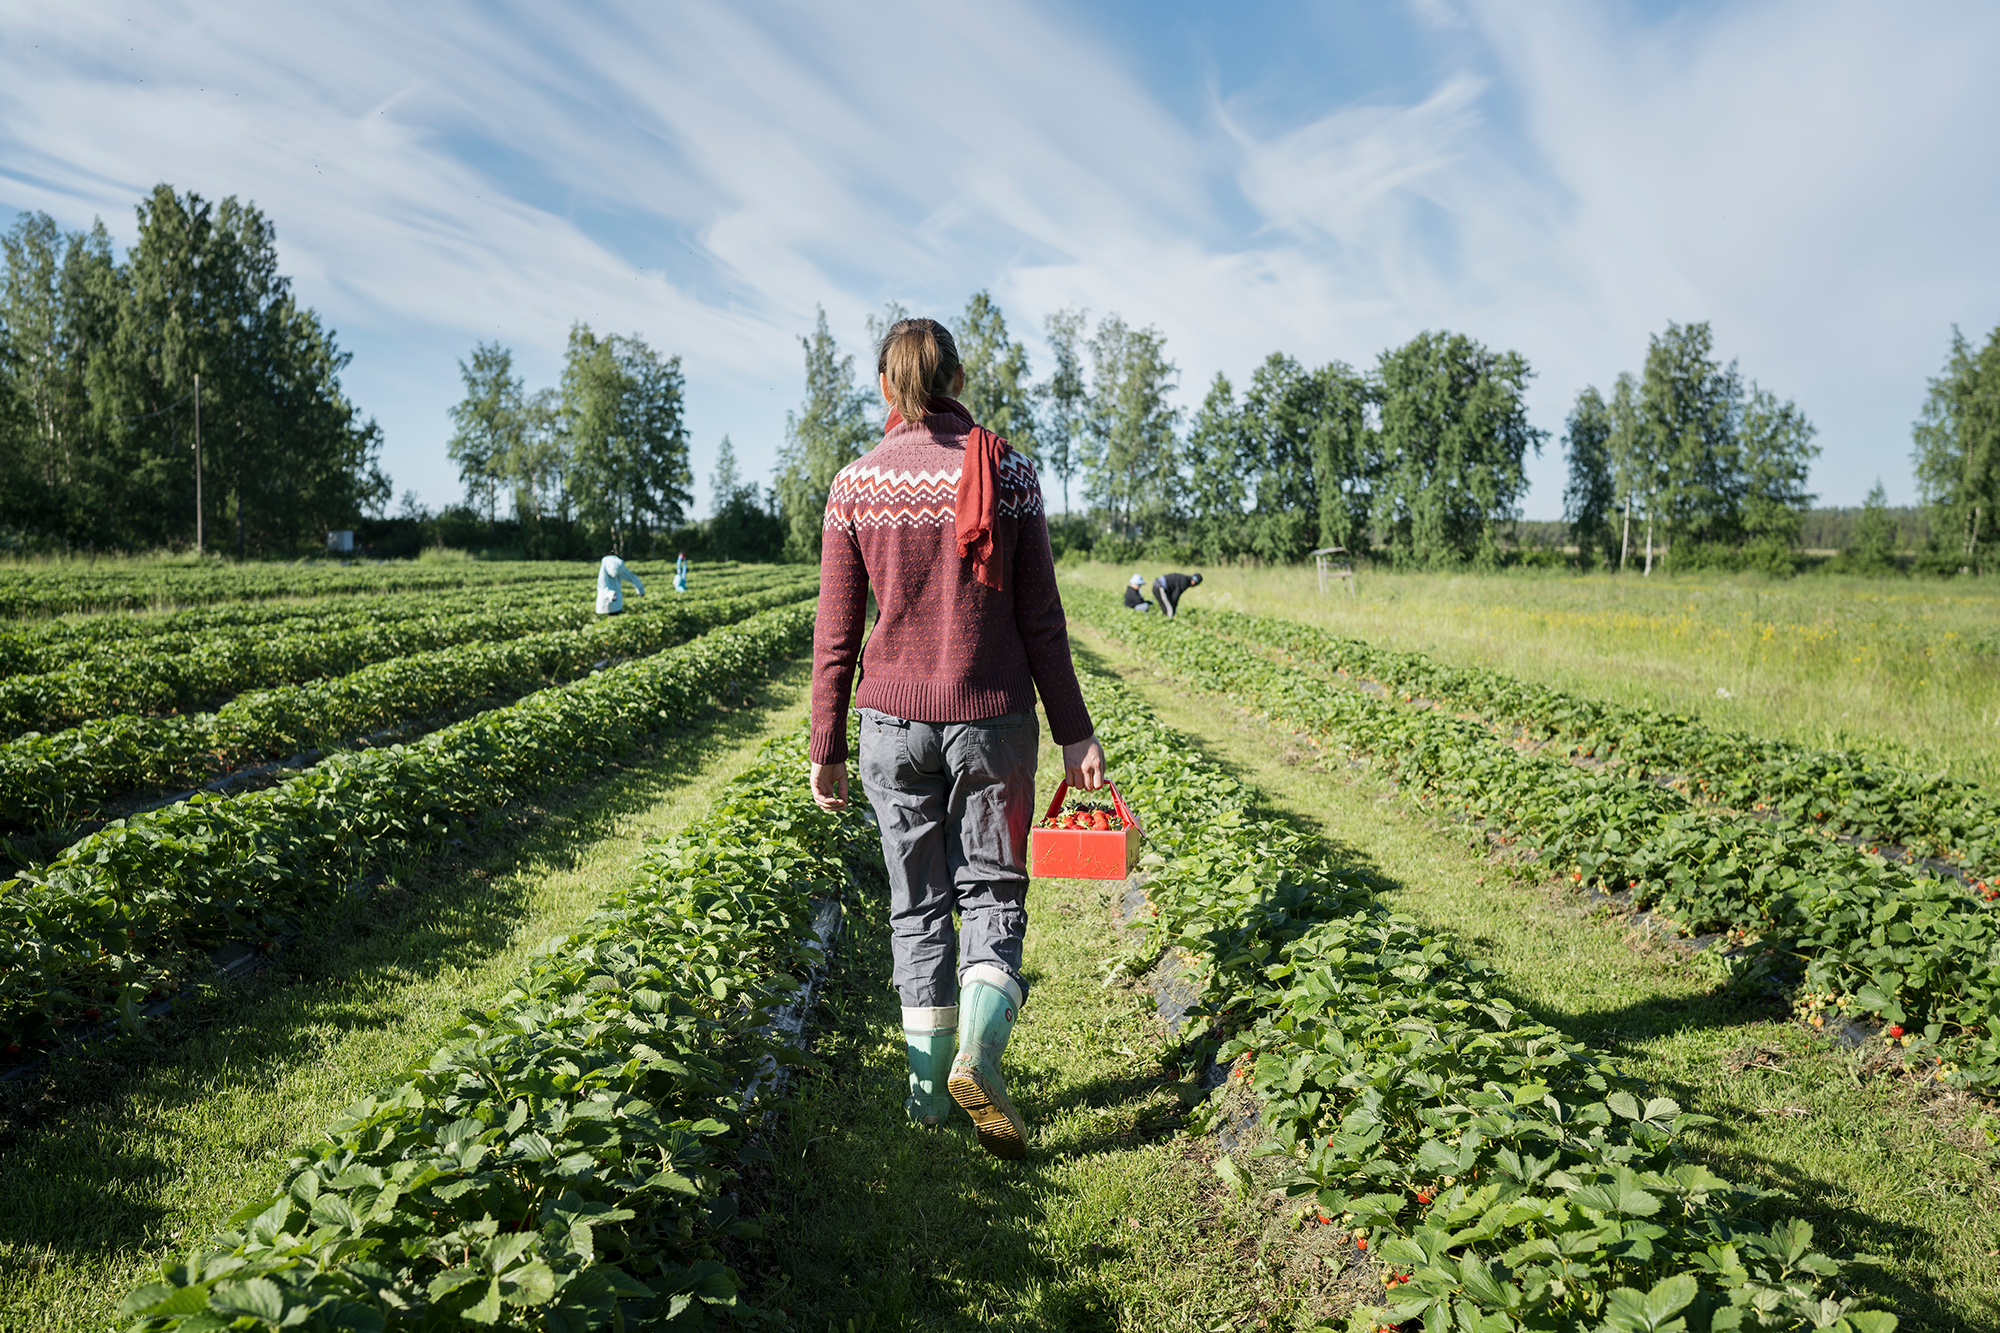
[885,397,1006,592]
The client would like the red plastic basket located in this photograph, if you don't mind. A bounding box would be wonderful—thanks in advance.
[1029,780,1145,880]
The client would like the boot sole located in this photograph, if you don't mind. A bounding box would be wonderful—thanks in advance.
[948,1065,1026,1160]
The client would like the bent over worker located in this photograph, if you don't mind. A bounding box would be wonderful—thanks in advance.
[809,316,1106,1161]
[596,554,645,615]
[1152,570,1202,619]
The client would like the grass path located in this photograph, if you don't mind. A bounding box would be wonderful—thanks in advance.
[745,716,1341,1332]
[1074,624,2000,1332]
[0,657,817,1333]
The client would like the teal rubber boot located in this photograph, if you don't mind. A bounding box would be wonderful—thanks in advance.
[948,964,1027,1159]
[903,1005,957,1128]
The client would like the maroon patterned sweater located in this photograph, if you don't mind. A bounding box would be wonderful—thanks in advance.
[809,400,1094,765]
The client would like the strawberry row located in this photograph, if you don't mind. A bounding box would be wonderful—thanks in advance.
[1081,668,1892,1331]
[119,719,874,1332]
[0,562,788,678]
[1081,604,2000,1089]
[1200,608,2000,881]
[0,559,589,619]
[0,602,817,1042]
[0,570,816,740]
[0,580,821,837]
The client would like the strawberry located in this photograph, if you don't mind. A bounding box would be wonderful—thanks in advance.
[1089,810,1110,831]
[4,1043,19,1057]
[1888,1025,1905,1038]
[84,1007,101,1021]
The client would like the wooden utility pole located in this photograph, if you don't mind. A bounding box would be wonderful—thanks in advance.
[193,373,204,553]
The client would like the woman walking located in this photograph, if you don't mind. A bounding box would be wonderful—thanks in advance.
[809,317,1105,1160]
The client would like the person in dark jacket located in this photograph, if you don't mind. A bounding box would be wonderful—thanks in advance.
[1152,571,1202,619]
[1123,573,1153,612]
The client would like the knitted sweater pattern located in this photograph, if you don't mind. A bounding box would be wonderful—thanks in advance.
[809,411,1093,764]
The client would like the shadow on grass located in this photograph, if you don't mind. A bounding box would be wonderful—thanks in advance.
[1688,1108,2000,1333]
[0,657,813,1272]
[742,885,1137,1333]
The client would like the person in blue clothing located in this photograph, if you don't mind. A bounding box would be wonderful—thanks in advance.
[1123,574,1154,612]
[674,552,690,593]
[596,554,646,614]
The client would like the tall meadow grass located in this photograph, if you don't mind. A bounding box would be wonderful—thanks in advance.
[1062,562,2000,787]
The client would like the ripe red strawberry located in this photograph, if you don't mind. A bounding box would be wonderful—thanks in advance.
[1888,1025,1905,1038]
[4,1043,19,1056]
[84,1007,101,1021]
[1089,810,1110,831]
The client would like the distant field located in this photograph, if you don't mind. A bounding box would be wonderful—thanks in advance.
[1067,562,2000,787]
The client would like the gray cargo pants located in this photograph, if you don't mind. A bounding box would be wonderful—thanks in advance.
[857,707,1038,1009]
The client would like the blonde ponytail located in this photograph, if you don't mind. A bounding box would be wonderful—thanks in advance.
[877,318,961,424]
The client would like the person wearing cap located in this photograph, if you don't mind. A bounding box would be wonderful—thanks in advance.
[808,316,1106,1161]
[1152,570,1203,619]
[595,554,645,614]
[1123,574,1154,612]
[673,552,690,593]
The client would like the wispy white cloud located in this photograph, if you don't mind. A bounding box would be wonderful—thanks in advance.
[3,0,1997,515]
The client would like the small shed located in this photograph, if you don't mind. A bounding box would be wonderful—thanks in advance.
[326,529,355,554]
[1311,546,1356,597]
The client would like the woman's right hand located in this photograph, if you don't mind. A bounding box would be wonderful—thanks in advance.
[1062,735,1107,790]
[810,761,849,810]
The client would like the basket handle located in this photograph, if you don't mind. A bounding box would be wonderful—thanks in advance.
[1041,779,1143,835]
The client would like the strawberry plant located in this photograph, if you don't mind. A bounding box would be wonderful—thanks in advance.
[1199,608,2000,884]
[0,578,819,836]
[1081,601,2000,1091]
[0,558,598,620]
[0,603,817,1040]
[0,570,815,740]
[1077,667,1896,1331]
[0,564,798,679]
[117,719,880,1331]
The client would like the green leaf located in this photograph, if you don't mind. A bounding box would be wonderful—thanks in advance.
[1839,1313,1899,1333]
[211,1276,285,1321]
[464,1275,504,1323]
[1644,1273,1697,1322]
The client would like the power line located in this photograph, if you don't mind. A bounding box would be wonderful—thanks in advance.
[115,388,196,423]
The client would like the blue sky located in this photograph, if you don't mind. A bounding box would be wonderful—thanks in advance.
[4,0,1997,520]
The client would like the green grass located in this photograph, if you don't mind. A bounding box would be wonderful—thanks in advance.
[1075,623,2000,1332]
[1061,562,2000,786]
[742,712,1367,1332]
[0,657,817,1333]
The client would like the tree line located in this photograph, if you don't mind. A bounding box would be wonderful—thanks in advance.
[0,186,388,555]
[776,294,2000,577]
[442,329,695,558]
[776,293,1654,570]
[1560,321,1819,575]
